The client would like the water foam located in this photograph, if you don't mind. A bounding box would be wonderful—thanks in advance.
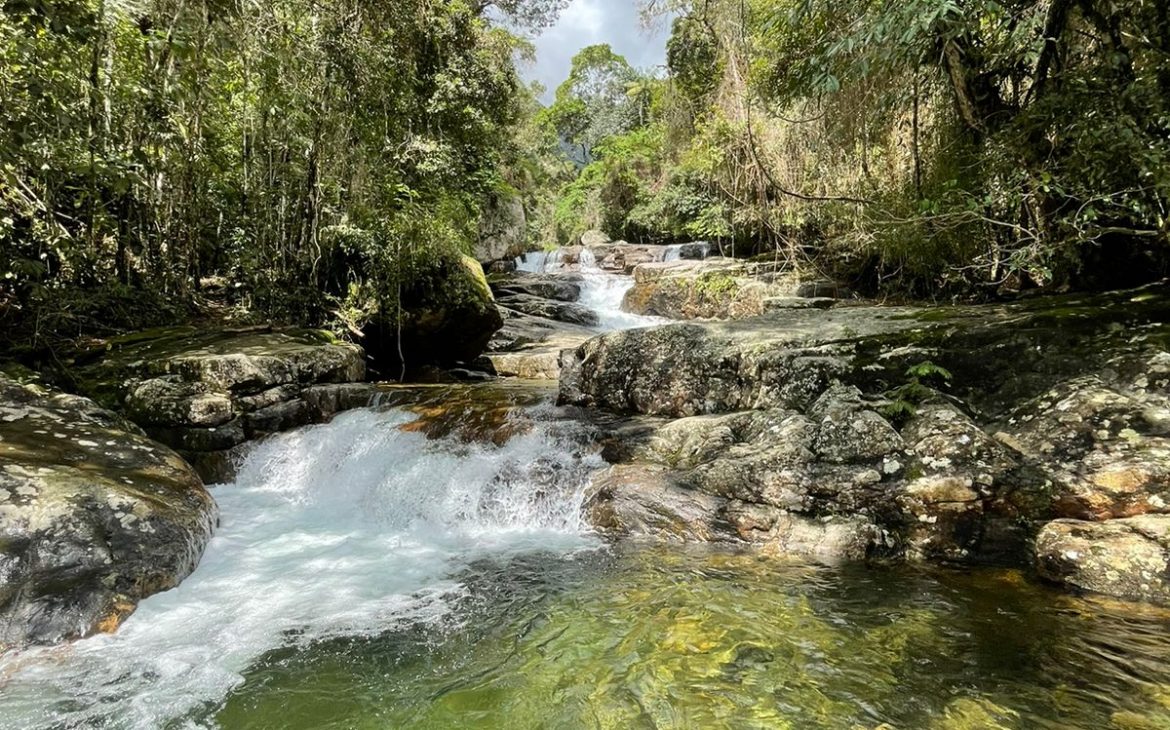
[0,404,602,729]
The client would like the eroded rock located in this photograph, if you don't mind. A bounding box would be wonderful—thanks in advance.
[69,328,370,482]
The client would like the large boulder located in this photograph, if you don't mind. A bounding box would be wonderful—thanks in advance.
[586,386,1018,562]
[0,376,216,647]
[557,316,895,418]
[475,193,528,264]
[364,254,504,373]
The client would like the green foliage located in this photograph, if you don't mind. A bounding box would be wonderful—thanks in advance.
[541,0,1170,294]
[0,0,554,349]
[880,361,954,423]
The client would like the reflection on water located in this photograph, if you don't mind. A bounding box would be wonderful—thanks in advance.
[213,545,1170,730]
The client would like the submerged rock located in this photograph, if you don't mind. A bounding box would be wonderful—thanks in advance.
[0,377,216,648]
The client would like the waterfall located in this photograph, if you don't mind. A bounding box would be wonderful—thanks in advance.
[512,247,663,331]
[0,402,603,729]
[663,242,711,262]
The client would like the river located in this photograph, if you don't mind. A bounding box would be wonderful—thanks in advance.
[2,255,1170,729]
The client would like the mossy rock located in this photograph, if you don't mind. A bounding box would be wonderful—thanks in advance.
[363,254,504,374]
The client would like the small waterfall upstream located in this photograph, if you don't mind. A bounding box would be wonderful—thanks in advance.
[514,247,663,331]
[0,400,603,729]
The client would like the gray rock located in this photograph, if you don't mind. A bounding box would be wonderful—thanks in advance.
[1036,516,1170,605]
[497,294,599,327]
[0,377,216,648]
[125,378,234,428]
[997,374,1170,520]
[580,229,611,248]
[475,193,527,264]
[490,273,582,302]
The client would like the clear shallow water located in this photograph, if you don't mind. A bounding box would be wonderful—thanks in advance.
[4,397,1170,729]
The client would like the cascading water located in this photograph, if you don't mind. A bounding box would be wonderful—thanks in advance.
[0,399,603,730]
[663,241,711,262]
[513,247,663,331]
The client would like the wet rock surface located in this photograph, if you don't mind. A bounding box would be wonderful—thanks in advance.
[0,376,216,648]
[68,327,372,482]
[1036,516,1170,604]
[482,271,597,380]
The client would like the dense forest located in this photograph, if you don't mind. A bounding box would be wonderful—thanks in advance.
[540,0,1170,295]
[2,0,1169,353]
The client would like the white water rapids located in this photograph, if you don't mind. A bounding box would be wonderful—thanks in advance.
[514,248,664,331]
[0,403,603,729]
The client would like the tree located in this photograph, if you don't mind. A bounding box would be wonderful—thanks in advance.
[545,44,645,163]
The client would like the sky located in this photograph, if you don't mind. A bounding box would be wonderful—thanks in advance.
[519,0,673,104]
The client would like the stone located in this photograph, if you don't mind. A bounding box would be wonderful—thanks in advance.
[475,192,527,264]
[496,293,599,327]
[125,378,234,428]
[0,377,216,648]
[243,399,313,438]
[585,465,733,542]
[72,327,365,404]
[580,229,611,248]
[489,272,582,302]
[301,383,378,420]
[808,385,904,464]
[724,505,879,562]
[559,322,858,418]
[1001,376,1170,520]
[1036,516,1170,605]
[363,254,503,372]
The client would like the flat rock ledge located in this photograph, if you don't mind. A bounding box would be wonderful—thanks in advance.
[69,327,373,482]
[0,376,216,648]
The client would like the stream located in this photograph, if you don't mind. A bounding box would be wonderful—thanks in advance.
[4,257,1170,729]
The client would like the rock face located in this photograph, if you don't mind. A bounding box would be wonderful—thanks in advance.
[475,193,527,264]
[569,285,1170,604]
[0,376,216,647]
[364,254,504,373]
[1036,517,1170,604]
[588,387,1015,563]
[70,327,372,482]
[622,259,848,320]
